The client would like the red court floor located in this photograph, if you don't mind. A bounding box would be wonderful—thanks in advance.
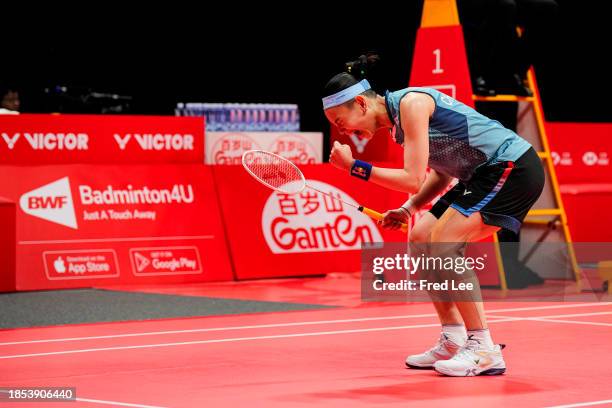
[0,275,611,408]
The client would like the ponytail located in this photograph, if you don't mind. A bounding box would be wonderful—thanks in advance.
[345,53,380,80]
[323,53,380,99]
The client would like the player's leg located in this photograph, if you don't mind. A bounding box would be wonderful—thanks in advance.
[428,207,506,376]
[410,212,464,325]
[405,212,467,368]
[430,207,500,329]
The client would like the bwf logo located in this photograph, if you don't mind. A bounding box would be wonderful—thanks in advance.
[27,195,68,209]
[19,177,78,229]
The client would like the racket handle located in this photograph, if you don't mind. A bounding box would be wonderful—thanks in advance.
[359,206,408,233]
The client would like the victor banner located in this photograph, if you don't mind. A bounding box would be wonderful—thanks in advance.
[0,114,205,165]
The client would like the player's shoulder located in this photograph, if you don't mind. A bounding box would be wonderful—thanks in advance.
[399,90,436,114]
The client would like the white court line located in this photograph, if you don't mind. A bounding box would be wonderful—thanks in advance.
[545,400,612,408]
[537,311,612,319]
[0,318,520,360]
[76,397,167,408]
[18,235,214,245]
[487,311,612,326]
[488,311,612,320]
[1,309,610,360]
[531,318,612,327]
[1,302,610,347]
[0,313,440,346]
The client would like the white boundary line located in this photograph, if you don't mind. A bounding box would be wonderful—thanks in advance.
[75,397,167,408]
[531,319,612,327]
[545,400,612,408]
[0,319,521,360]
[1,302,609,347]
[488,311,612,320]
[0,313,439,346]
[2,313,609,360]
[488,311,612,327]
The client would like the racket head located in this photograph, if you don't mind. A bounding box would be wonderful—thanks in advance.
[241,150,306,195]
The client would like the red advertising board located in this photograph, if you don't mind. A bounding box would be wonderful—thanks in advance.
[0,165,232,290]
[0,198,16,292]
[0,114,205,164]
[214,163,416,279]
[206,132,324,165]
[547,122,612,184]
[546,122,612,241]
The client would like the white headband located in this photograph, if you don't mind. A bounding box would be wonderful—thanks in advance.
[322,79,371,110]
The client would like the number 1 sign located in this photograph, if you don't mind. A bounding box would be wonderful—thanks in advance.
[409,0,474,107]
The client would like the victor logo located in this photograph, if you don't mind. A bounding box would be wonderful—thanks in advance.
[113,133,194,151]
[1,132,89,150]
[1,133,20,149]
[349,134,370,153]
[19,177,78,229]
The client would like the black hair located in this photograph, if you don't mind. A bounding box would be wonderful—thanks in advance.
[323,53,380,99]
[0,84,19,99]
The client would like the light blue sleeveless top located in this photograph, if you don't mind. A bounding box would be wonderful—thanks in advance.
[385,87,532,182]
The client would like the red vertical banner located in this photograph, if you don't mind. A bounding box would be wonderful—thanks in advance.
[409,1,474,107]
[0,198,16,292]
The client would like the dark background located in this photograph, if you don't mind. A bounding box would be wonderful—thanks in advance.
[2,1,609,133]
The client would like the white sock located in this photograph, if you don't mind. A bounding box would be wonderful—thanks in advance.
[467,328,495,349]
[442,324,467,343]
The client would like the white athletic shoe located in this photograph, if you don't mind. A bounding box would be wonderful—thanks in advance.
[433,335,506,376]
[405,333,465,369]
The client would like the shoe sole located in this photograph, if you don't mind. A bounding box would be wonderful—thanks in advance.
[434,366,506,377]
[405,362,434,369]
[480,368,506,375]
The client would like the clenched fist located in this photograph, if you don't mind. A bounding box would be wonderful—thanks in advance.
[329,141,354,171]
[380,207,411,230]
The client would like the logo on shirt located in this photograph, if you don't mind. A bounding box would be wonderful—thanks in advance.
[440,94,455,106]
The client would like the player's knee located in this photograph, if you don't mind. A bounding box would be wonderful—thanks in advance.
[429,223,468,243]
[429,225,446,243]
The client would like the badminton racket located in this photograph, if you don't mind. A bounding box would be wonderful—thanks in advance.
[241,150,407,233]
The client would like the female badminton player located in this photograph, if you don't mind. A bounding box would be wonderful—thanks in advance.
[323,58,544,377]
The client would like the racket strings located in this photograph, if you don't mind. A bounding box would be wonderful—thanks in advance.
[243,151,304,194]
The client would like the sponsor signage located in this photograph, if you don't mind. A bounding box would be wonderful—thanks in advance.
[43,249,119,280]
[261,180,383,254]
[206,132,323,165]
[547,122,612,184]
[0,114,205,164]
[0,164,232,290]
[212,164,408,279]
[129,247,202,276]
